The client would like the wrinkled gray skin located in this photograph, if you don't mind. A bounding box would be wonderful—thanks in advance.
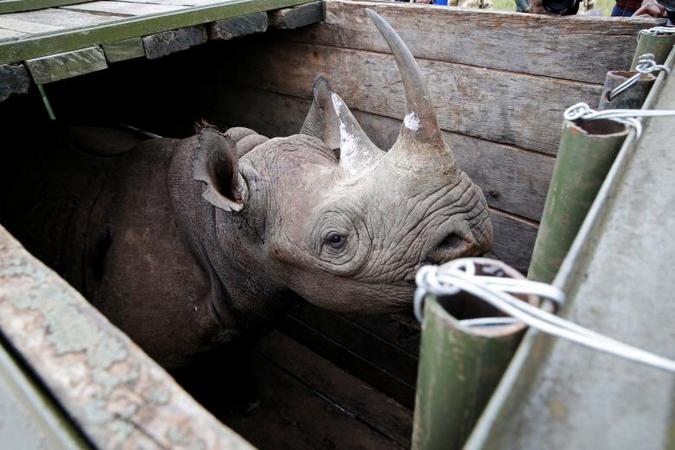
[2,11,492,368]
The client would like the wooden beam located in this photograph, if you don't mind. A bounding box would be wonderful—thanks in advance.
[258,331,413,448]
[269,1,323,30]
[102,37,145,63]
[142,25,208,59]
[284,1,659,84]
[25,46,107,84]
[0,0,314,65]
[208,11,268,41]
[0,63,30,102]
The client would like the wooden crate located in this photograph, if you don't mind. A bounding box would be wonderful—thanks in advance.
[0,2,659,449]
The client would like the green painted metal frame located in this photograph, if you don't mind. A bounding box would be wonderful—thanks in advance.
[0,0,314,65]
[464,47,675,450]
[0,0,92,14]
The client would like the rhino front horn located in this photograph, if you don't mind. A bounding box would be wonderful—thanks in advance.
[366,9,452,163]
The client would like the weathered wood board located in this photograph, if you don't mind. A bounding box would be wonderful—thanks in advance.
[62,0,186,16]
[285,1,658,84]
[269,1,323,30]
[258,331,413,448]
[102,37,146,62]
[26,45,107,84]
[221,333,410,450]
[209,11,268,40]
[143,25,208,59]
[221,41,602,154]
[0,63,30,101]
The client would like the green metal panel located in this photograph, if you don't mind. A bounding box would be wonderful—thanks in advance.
[528,119,628,283]
[465,49,675,450]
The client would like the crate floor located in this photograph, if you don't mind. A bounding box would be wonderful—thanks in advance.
[177,330,412,450]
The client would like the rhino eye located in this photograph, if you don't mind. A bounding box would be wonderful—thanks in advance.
[325,232,347,250]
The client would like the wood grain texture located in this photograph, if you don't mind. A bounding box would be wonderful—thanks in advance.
[0,7,113,36]
[222,41,601,153]
[26,45,107,84]
[284,1,658,84]
[269,1,323,30]
[206,84,554,222]
[0,63,30,102]
[103,37,146,62]
[0,16,63,34]
[62,0,185,17]
[209,11,268,41]
[0,226,254,449]
[0,0,92,14]
[489,209,538,274]
[258,331,413,448]
[143,25,207,59]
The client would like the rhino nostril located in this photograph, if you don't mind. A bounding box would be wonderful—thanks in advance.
[426,233,475,264]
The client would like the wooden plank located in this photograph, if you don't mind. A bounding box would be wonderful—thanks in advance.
[208,11,268,41]
[25,45,107,84]
[225,348,405,450]
[283,1,658,85]
[0,63,30,102]
[0,0,313,65]
[222,41,601,154]
[269,1,323,30]
[62,0,186,17]
[489,209,538,274]
[258,331,413,448]
[142,25,207,59]
[206,84,554,221]
[342,312,420,356]
[0,28,28,40]
[0,17,63,34]
[278,313,416,409]
[0,0,93,14]
[102,36,145,62]
[1,7,114,29]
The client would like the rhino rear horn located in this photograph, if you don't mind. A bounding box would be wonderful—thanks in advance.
[300,75,341,150]
[192,126,244,212]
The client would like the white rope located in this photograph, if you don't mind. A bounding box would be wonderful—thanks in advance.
[563,102,675,139]
[414,258,675,374]
[607,54,669,101]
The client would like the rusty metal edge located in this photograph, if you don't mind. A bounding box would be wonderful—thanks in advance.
[463,45,675,450]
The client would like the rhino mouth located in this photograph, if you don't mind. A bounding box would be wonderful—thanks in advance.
[425,232,478,264]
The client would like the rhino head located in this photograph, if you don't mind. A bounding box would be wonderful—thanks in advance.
[190,10,492,316]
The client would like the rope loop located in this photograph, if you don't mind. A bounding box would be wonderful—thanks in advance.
[607,54,670,101]
[414,258,675,374]
[563,102,675,139]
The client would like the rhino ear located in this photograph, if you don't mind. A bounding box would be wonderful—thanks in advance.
[192,126,244,212]
[300,75,341,150]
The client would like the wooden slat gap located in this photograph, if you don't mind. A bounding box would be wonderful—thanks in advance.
[490,206,540,228]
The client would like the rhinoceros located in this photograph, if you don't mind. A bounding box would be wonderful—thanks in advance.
[0,10,492,368]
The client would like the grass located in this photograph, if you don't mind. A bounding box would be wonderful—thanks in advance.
[490,0,616,15]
